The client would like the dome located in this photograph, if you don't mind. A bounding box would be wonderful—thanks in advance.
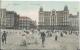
[39,6,43,12]
[64,5,68,11]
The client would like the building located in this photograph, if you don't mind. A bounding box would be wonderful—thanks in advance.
[38,5,69,30]
[6,11,19,29]
[0,9,36,30]
[68,12,79,31]
[29,20,37,29]
[19,16,36,30]
[0,9,19,29]
[0,9,1,28]
[15,14,19,29]
[0,9,7,29]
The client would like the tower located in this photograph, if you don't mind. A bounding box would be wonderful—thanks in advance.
[39,6,43,12]
[64,5,69,11]
[77,12,79,17]
[38,6,44,29]
[63,5,69,26]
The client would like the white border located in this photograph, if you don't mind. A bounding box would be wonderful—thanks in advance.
[1,0,80,1]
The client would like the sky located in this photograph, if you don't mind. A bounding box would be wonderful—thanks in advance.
[1,1,80,24]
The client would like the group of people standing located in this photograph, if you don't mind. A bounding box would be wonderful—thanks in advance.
[1,29,77,48]
[39,30,73,47]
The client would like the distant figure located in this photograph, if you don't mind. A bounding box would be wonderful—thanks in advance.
[65,31,67,35]
[69,31,72,35]
[50,33,52,37]
[41,32,46,47]
[60,33,63,37]
[2,31,7,44]
[48,33,52,37]
[47,33,50,37]
[55,35,57,41]
[21,34,27,46]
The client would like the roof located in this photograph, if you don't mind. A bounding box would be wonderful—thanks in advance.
[56,11,64,13]
[43,11,51,13]
[69,14,78,18]
[19,16,32,21]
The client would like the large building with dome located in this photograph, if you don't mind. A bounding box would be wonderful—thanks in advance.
[38,5,79,31]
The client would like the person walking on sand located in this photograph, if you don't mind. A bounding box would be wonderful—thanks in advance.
[55,35,57,41]
[41,32,46,47]
[2,31,7,44]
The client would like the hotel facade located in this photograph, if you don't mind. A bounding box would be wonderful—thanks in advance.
[38,5,79,31]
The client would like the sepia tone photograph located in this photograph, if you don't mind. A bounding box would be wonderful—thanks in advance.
[0,0,80,50]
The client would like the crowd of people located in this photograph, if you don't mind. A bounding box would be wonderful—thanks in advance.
[1,29,79,48]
